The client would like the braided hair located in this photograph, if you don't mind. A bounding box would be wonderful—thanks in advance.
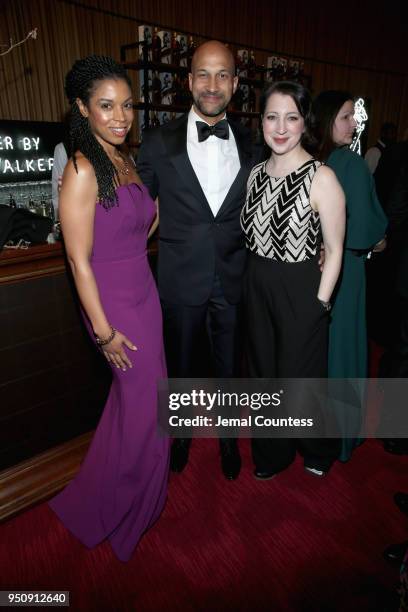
[65,55,132,209]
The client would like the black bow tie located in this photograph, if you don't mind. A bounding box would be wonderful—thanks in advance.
[196,119,229,142]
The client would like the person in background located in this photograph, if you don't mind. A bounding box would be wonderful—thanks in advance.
[51,141,68,220]
[377,139,408,454]
[240,81,345,479]
[365,121,397,174]
[49,55,169,562]
[312,90,388,462]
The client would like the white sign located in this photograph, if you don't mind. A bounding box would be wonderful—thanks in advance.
[0,134,54,175]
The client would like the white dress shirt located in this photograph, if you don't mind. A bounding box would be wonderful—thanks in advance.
[187,107,240,217]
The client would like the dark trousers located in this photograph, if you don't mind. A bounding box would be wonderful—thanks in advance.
[162,275,240,441]
[244,253,340,473]
[162,275,239,378]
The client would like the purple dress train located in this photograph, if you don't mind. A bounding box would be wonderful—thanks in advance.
[50,183,169,562]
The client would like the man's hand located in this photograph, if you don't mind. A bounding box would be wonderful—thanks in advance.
[373,237,387,253]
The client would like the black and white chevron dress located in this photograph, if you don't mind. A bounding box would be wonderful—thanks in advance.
[240,159,322,262]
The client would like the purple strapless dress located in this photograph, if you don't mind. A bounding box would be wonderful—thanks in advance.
[49,183,169,562]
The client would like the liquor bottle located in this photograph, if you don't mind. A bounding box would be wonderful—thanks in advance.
[178,34,188,66]
[288,60,299,82]
[171,32,181,66]
[152,27,162,63]
[248,86,256,113]
[152,71,162,105]
[270,57,279,82]
[151,112,161,127]
[180,76,191,105]
[276,58,286,80]
[237,49,249,77]
[187,35,196,69]
[9,193,17,208]
[28,194,37,214]
[247,51,257,79]
[172,74,183,105]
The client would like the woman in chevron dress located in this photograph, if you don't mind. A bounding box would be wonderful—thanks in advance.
[240,81,346,479]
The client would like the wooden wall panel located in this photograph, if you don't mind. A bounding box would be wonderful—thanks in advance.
[1,0,407,145]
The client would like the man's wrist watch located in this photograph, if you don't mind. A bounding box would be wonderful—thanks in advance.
[318,298,331,312]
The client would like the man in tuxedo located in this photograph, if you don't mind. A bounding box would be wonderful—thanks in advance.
[137,40,254,479]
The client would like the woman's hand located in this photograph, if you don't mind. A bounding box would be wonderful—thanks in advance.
[101,330,137,371]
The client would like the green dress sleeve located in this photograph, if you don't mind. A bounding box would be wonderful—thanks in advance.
[327,147,388,250]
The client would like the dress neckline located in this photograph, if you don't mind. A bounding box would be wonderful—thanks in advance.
[263,158,316,180]
[116,182,145,192]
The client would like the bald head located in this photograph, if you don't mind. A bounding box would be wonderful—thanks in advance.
[189,40,238,124]
[191,40,235,75]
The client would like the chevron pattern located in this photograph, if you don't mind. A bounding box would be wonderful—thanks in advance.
[241,160,322,262]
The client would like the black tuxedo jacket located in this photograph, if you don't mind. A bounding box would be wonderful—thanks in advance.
[137,113,254,305]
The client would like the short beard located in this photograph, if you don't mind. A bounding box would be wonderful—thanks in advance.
[193,94,228,118]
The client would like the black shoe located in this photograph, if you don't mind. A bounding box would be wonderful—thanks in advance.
[394,492,408,515]
[383,541,408,564]
[219,439,241,480]
[383,439,408,455]
[170,439,191,473]
[253,468,276,480]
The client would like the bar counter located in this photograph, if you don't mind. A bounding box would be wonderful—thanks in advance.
[0,240,158,520]
[0,242,66,286]
[0,242,110,519]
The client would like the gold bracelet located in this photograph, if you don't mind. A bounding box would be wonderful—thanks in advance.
[95,325,116,346]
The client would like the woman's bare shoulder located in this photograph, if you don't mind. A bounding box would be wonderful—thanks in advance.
[63,153,97,189]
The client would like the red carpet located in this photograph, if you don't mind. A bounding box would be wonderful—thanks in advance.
[0,437,406,611]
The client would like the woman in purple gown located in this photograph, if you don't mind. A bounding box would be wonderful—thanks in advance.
[49,55,169,562]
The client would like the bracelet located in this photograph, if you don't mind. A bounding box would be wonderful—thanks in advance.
[95,325,116,346]
[318,298,331,312]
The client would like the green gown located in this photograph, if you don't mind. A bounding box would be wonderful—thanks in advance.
[326,147,388,460]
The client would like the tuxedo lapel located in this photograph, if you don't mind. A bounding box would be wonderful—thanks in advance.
[229,117,253,166]
[162,115,212,217]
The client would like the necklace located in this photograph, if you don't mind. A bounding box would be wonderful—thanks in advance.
[112,153,130,176]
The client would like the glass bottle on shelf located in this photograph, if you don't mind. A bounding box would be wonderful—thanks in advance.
[247,51,257,79]
[187,35,196,70]
[291,61,300,82]
[270,57,279,82]
[171,32,181,66]
[172,74,183,105]
[152,71,162,105]
[9,193,17,208]
[28,194,37,214]
[180,76,191,106]
[248,86,256,113]
[152,27,162,63]
[151,111,161,128]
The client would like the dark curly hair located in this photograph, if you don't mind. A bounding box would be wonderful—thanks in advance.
[260,80,317,156]
[65,55,132,209]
